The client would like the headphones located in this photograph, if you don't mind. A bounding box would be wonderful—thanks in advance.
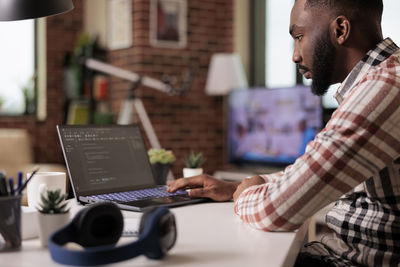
[48,202,177,266]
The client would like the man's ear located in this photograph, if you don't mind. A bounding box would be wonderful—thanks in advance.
[330,15,350,45]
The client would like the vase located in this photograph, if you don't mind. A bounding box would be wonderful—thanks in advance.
[151,163,170,185]
[37,212,70,247]
[183,168,203,178]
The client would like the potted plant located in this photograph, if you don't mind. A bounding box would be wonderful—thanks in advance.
[148,148,176,185]
[37,189,70,247]
[183,151,205,178]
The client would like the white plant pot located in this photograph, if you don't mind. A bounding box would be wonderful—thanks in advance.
[37,212,70,247]
[183,168,203,178]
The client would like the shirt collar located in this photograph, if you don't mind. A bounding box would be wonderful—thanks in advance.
[334,38,399,104]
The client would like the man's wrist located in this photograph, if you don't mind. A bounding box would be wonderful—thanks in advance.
[228,181,241,199]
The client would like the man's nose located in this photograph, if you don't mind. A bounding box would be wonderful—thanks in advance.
[292,46,301,63]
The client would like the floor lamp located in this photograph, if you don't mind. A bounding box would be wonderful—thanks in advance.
[205,53,248,96]
[85,58,194,180]
[205,53,248,168]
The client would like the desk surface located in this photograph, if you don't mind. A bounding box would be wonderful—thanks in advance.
[2,202,307,267]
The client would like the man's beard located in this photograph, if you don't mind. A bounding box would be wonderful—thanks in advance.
[310,33,336,96]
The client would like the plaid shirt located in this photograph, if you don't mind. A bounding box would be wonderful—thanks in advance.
[234,38,400,266]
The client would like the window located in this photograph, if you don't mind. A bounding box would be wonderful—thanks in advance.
[0,20,35,115]
[265,0,295,88]
[381,0,400,44]
[264,0,400,109]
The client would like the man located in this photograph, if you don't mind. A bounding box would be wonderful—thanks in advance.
[168,0,400,266]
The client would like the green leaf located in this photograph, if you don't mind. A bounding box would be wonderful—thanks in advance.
[184,151,206,168]
[37,189,69,214]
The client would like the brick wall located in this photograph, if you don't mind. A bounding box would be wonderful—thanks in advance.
[107,0,233,176]
[0,0,233,178]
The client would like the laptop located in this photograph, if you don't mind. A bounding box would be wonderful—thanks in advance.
[57,124,205,211]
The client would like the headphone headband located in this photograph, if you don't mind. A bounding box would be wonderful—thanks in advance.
[48,203,176,266]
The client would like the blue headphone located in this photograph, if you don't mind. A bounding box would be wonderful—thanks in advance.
[48,202,177,266]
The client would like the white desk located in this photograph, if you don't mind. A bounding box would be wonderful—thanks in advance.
[2,202,308,267]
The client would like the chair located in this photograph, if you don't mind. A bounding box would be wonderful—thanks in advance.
[0,128,66,184]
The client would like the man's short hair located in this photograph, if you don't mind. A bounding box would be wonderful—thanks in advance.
[303,0,383,37]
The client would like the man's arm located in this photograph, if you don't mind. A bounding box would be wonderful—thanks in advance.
[233,175,265,201]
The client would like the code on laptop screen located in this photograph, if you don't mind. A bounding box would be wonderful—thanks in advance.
[58,125,155,196]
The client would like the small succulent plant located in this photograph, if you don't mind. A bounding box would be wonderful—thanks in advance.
[184,151,205,168]
[148,148,176,165]
[37,189,69,214]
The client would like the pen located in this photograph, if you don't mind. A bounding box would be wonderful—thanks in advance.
[0,173,8,196]
[8,178,15,196]
[17,167,39,195]
[17,171,23,192]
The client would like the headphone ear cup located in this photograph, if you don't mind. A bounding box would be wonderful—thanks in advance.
[72,204,93,231]
[139,207,158,235]
[73,202,123,247]
[138,207,176,260]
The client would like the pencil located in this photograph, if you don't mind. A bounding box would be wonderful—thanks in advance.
[17,167,39,195]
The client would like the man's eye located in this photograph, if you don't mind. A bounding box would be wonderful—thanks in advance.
[295,35,303,41]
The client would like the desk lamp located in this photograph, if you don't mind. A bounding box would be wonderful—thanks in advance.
[0,0,74,21]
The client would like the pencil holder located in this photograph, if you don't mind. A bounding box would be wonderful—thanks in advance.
[0,195,21,251]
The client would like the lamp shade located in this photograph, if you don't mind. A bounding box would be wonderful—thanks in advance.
[205,53,248,96]
[0,0,74,21]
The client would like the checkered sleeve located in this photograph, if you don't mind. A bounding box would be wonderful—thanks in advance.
[234,60,400,231]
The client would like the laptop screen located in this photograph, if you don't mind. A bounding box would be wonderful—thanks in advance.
[57,125,156,196]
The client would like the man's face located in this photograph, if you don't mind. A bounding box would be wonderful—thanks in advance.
[290,0,336,96]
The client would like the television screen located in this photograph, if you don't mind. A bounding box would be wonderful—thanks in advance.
[227,86,322,166]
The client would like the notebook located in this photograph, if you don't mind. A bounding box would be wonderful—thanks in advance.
[57,124,205,211]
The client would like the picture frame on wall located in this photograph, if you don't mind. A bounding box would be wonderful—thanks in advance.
[150,0,187,49]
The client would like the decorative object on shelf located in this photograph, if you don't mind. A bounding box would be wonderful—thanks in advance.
[37,189,70,247]
[150,0,187,49]
[21,74,36,115]
[148,148,176,185]
[66,100,90,125]
[183,151,205,178]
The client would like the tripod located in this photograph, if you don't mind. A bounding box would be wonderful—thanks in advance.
[85,58,194,180]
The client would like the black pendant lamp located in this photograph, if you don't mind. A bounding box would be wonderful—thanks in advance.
[0,0,74,21]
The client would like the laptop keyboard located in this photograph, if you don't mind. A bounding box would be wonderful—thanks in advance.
[88,186,188,203]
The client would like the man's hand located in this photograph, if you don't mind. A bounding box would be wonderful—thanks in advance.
[167,174,240,202]
[233,175,265,202]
